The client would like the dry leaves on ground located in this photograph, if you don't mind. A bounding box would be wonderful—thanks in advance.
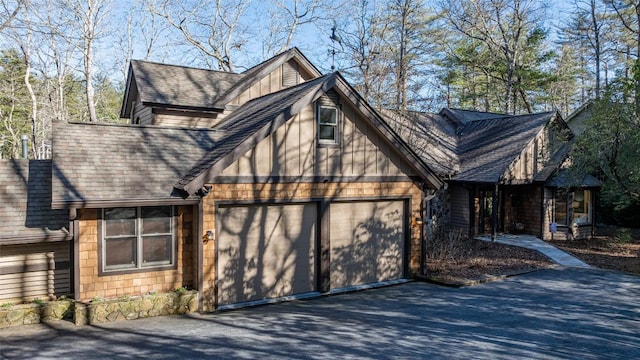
[425,239,554,286]
[549,229,640,274]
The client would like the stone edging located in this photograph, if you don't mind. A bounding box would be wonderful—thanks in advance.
[0,290,199,328]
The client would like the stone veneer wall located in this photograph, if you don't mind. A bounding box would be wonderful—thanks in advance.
[0,300,73,328]
[0,291,199,328]
[200,181,424,311]
[78,290,198,325]
[76,206,194,301]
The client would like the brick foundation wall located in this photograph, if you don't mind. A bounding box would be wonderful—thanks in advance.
[76,206,194,301]
[200,181,424,311]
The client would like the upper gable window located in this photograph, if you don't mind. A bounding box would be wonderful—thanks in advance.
[317,104,339,145]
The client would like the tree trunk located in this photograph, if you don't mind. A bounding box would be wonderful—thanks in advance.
[85,2,97,122]
[21,32,38,159]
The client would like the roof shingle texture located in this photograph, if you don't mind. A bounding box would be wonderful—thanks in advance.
[52,123,224,204]
[380,110,459,176]
[394,109,556,183]
[131,60,242,108]
[52,74,333,204]
[0,160,70,241]
[456,112,554,182]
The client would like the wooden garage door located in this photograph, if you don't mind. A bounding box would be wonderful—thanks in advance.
[217,203,317,305]
[330,200,405,289]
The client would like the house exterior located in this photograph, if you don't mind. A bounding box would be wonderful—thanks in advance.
[0,160,72,303]
[384,108,600,242]
[1,48,442,310]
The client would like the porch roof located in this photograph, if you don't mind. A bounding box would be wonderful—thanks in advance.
[546,169,602,188]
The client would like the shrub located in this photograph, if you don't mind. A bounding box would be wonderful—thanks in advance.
[616,227,632,243]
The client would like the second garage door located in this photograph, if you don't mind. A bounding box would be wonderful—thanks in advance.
[216,203,317,306]
[329,200,405,289]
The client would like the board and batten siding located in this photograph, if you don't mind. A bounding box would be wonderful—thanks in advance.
[0,242,71,302]
[131,101,153,125]
[231,59,315,107]
[153,112,224,128]
[219,101,416,178]
[449,184,470,230]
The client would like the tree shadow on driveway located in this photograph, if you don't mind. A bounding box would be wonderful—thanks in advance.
[1,268,639,359]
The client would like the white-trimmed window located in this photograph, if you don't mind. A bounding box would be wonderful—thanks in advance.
[102,206,175,272]
[317,104,339,144]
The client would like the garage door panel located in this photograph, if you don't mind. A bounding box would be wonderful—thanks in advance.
[217,203,316,305]
[330,201,404,289]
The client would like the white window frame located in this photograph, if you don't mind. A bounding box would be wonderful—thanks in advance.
[317,104,339,145]
[101,206,175,273]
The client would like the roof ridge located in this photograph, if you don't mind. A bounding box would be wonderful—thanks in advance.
[64,120,226,133]
[130,59,237,75]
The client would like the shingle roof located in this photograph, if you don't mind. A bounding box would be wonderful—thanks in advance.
[456,112,555,182]
[51,75,335,205]
[380,110,459,176]
[121,47,323,117]
[0,160,70,243]
[51,122,225,207]
[440,108,510,126]
[546,168,602,188]
[128,60,242,110]
[175,74,337,195]
[391,109,561,183]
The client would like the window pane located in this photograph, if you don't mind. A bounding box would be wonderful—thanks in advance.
[141,206,172,234]
[105,208,136,236]
[319,125,336,140]
[319,107,337,125]
[573,189,591,224]
[142,235,172,265]
[105,237,136,268]
[554,189,567,225]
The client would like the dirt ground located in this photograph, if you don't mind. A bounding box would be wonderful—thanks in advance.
[549,227,640,274]
[425,239,554,286]
[426,227,640,285]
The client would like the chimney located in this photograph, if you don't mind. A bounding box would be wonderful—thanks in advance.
[21,135,29,159]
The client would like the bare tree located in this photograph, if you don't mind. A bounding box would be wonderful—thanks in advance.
[60,0,111,122]
[336,0,389,105]
[148,0,251,71]
[0,0,24,32]
[386,0,433,110]
[441,0,548,114]
[268,0,331,55]
[564,0,612,99]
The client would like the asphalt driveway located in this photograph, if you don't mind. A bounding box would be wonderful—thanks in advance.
[1,267,639,359]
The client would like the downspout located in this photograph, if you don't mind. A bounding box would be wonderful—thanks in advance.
[69,208,79,301]
[197,200,204,313]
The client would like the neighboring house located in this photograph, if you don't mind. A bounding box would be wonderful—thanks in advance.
[1,48,442,309]
[384,108,600,242]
